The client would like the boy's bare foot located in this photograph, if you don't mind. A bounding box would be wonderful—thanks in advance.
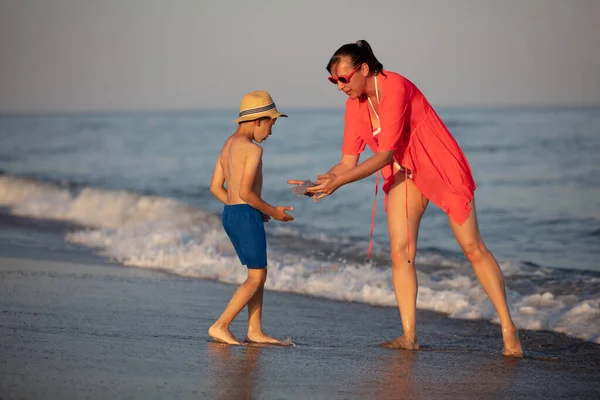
[246,332,287,345]
[502,325,523,358]
[381,335,419,350]
[208,323,243,345]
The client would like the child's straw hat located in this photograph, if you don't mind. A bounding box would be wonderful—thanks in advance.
[233,90,287,123]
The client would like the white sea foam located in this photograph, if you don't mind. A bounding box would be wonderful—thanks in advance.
[1,174,599,344]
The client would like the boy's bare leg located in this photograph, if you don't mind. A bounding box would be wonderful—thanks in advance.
[448,200,523,357]
[246,279,284,344]
[208,269,267,345]
[381,175,428,350]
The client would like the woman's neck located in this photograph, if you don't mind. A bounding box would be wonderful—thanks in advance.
[364,73,379,102]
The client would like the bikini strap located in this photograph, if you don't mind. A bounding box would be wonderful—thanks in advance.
[367,170,379,259]
[367,74,381,121]
[375,73,380,103]
[367,74,381,260]
[405,167,411,263]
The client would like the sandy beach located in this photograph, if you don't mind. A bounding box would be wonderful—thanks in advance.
[2,249,599,400]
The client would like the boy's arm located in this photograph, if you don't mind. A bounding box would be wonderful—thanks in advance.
[239,145,278,217]
[209,157,228,204]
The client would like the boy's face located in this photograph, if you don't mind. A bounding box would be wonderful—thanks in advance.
[253,118,276,143]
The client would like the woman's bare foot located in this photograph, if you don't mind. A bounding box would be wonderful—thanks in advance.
[246,331,286,345]
[381,335,419,350]
[502,325,523,357]
[208,323,243,345]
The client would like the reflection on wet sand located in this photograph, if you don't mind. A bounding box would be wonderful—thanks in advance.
[206,342,263,400]
[373,350,419,399]
[361,349,520,399]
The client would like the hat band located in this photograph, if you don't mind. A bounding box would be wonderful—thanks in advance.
[238,102,276,117]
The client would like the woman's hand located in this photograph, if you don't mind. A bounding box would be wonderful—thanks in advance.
[306,173,343,200]
[287,179,318,202]
[261,212,271,222]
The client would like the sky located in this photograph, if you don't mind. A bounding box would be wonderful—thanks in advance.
[0,0,599,112]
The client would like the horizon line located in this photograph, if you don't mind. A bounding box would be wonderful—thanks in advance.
[1,103,599,117]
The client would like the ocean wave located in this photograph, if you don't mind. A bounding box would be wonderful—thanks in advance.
[0,174,217,229]
[1,172,599,344]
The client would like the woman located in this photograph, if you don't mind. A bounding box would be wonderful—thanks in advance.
[290,40,522,357]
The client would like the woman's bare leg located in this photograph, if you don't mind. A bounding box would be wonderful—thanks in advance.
[208,268,267,345]
[448,199,523,357]
[381,171,429,349]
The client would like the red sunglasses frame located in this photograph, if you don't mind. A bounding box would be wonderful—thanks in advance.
[328,65,361,85]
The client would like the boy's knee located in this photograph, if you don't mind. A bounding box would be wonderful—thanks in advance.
[246,270,267,286]
[245,278,263,290]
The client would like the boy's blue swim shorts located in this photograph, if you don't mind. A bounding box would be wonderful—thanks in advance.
[222,204,267,269]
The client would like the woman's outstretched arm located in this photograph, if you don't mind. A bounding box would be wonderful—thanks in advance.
[308,150,393,199]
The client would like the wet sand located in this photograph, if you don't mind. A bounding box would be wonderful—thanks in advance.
[1,254,599,399]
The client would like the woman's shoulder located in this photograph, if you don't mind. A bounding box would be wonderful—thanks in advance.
[344,98,362,124]
[381,70,413,90]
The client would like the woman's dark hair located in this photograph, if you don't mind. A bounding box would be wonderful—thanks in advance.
[326,39,385,76]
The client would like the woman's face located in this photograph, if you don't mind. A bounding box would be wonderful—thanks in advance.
[330,57,366,100]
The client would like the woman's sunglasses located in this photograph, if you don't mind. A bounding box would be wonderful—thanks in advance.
[328,65,361,85]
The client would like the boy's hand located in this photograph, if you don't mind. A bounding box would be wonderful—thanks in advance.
[272,206,294,222]
[262,212,271,223]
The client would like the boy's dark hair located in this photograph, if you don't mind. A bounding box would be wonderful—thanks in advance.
[326,39,386,77]
[240,116,271,125]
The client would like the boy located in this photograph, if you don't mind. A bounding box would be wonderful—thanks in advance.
[208,90,293,345]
